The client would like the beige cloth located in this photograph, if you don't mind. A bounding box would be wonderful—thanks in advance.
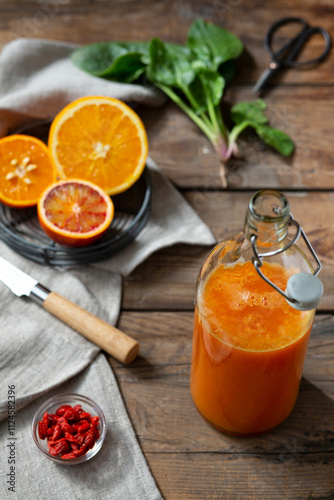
[0,39,216,499]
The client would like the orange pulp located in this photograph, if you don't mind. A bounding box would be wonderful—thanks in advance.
[190,260,314,436]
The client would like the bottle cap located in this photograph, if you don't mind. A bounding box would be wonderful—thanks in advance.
[285,273,324,311]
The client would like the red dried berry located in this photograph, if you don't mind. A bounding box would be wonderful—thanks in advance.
[58,417,74,434]
[37,402,101,459]
[38,420,48,440]
[60,452,77,459]
[79,412,91,420]
[74,421,90,433]
[49,440,70,456]
[51,424,62,441]
[91,416,99,426]
[64,432,77,443]
[55,405,72,416]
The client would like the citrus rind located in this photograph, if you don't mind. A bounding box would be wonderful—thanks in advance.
[48,96,148,196]
[37,179,114,247]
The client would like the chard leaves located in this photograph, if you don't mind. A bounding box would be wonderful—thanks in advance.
[147,39,195,91]
[230,99,294,156]
[255,126,295,156]
[231,99,269,126]
[70,18,294,183]
[187,18,243,70]
[71,41,150,82]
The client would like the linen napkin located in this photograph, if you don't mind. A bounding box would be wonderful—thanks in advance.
[0,38,216,499]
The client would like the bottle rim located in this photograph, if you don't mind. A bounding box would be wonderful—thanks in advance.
[248,190,290,223]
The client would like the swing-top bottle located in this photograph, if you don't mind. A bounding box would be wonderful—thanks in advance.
[190,189,323,435]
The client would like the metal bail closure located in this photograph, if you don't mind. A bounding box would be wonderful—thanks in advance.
[251,213,323,311]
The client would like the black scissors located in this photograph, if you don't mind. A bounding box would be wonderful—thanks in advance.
[253,17,331,93]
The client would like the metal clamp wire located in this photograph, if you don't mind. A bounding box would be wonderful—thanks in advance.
[250,213,322,305]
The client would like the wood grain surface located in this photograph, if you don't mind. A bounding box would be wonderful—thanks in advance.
[113,312,334,499]
[140,87,334,190]
[1,1,333,498]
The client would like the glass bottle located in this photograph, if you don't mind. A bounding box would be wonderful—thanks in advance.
[190,190,323,436]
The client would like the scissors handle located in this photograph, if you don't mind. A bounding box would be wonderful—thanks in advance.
[253,17,331,93]
[265,17,331,67]
[265,17,308,63]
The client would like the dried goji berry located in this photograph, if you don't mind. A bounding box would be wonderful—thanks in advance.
[91,416,99,426]
[48,437,67,446]
[64,432,77,443]
[73,421,90,433]
[49,441,70,456]
[76,434,84,446]
[58,417,74,434]
[74,419,90,426]
[64,408,81,421]
[48,414,58,426]
[55,405,72,416]
[83,430,95,449]
[79,412,91,420]
[51,424,62,441]
[37,402,101,459]
[38,420,48,440]
[60,452,77,459]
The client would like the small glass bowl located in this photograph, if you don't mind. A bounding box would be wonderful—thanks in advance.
[32,393,107,465]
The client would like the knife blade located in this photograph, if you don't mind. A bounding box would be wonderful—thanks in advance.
[0,256,139,364]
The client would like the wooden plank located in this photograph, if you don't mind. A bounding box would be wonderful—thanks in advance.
[146,451,334,500]
[1,0,183,46]
[1,2,333,499]
[141,86,334,190]
[230,1,334,86]
[111,313,334,454]
[123,191,334,312]
[115,312,334,369]
[1,4,333,191]
[1,0,333,89]
[224,86,334,190]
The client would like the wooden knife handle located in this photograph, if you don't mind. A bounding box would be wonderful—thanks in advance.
[43,291,139,364]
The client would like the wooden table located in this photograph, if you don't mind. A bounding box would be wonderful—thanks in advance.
[3,1,334,498]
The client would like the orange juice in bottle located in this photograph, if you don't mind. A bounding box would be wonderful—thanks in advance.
[190,190,323,436]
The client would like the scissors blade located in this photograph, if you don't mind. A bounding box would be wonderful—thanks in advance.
[252,65,279,94]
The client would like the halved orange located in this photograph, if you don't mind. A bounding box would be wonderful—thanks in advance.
[0,134,56,207]
[48,96,148,195]
[37,179,114,247]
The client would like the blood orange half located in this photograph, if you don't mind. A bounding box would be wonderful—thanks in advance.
[37,179,114,247]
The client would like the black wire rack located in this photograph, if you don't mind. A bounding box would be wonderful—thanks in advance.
[0,168,151,266]
[0,120,152,266]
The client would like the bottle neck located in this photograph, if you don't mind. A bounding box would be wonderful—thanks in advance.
[244,190,290,249]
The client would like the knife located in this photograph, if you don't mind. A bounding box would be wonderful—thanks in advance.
[0,256,139,364]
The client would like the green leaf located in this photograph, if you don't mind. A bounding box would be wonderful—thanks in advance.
[187,18,243,71]
[198,68,225,107]
[255,125,295,156]
[189,65,224,112]
[102,53,146,83]
[70,19,294,165]
[218,60,236,84]
[71,41,150,82]
[147,38,195,91]
[231,99,269,126]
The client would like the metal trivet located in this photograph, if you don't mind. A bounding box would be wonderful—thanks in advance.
[0,168,151,266]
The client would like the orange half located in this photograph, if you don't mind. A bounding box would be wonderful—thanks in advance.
[48,96,148,195]
[0,134,56,207]
[37,179,114,247]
